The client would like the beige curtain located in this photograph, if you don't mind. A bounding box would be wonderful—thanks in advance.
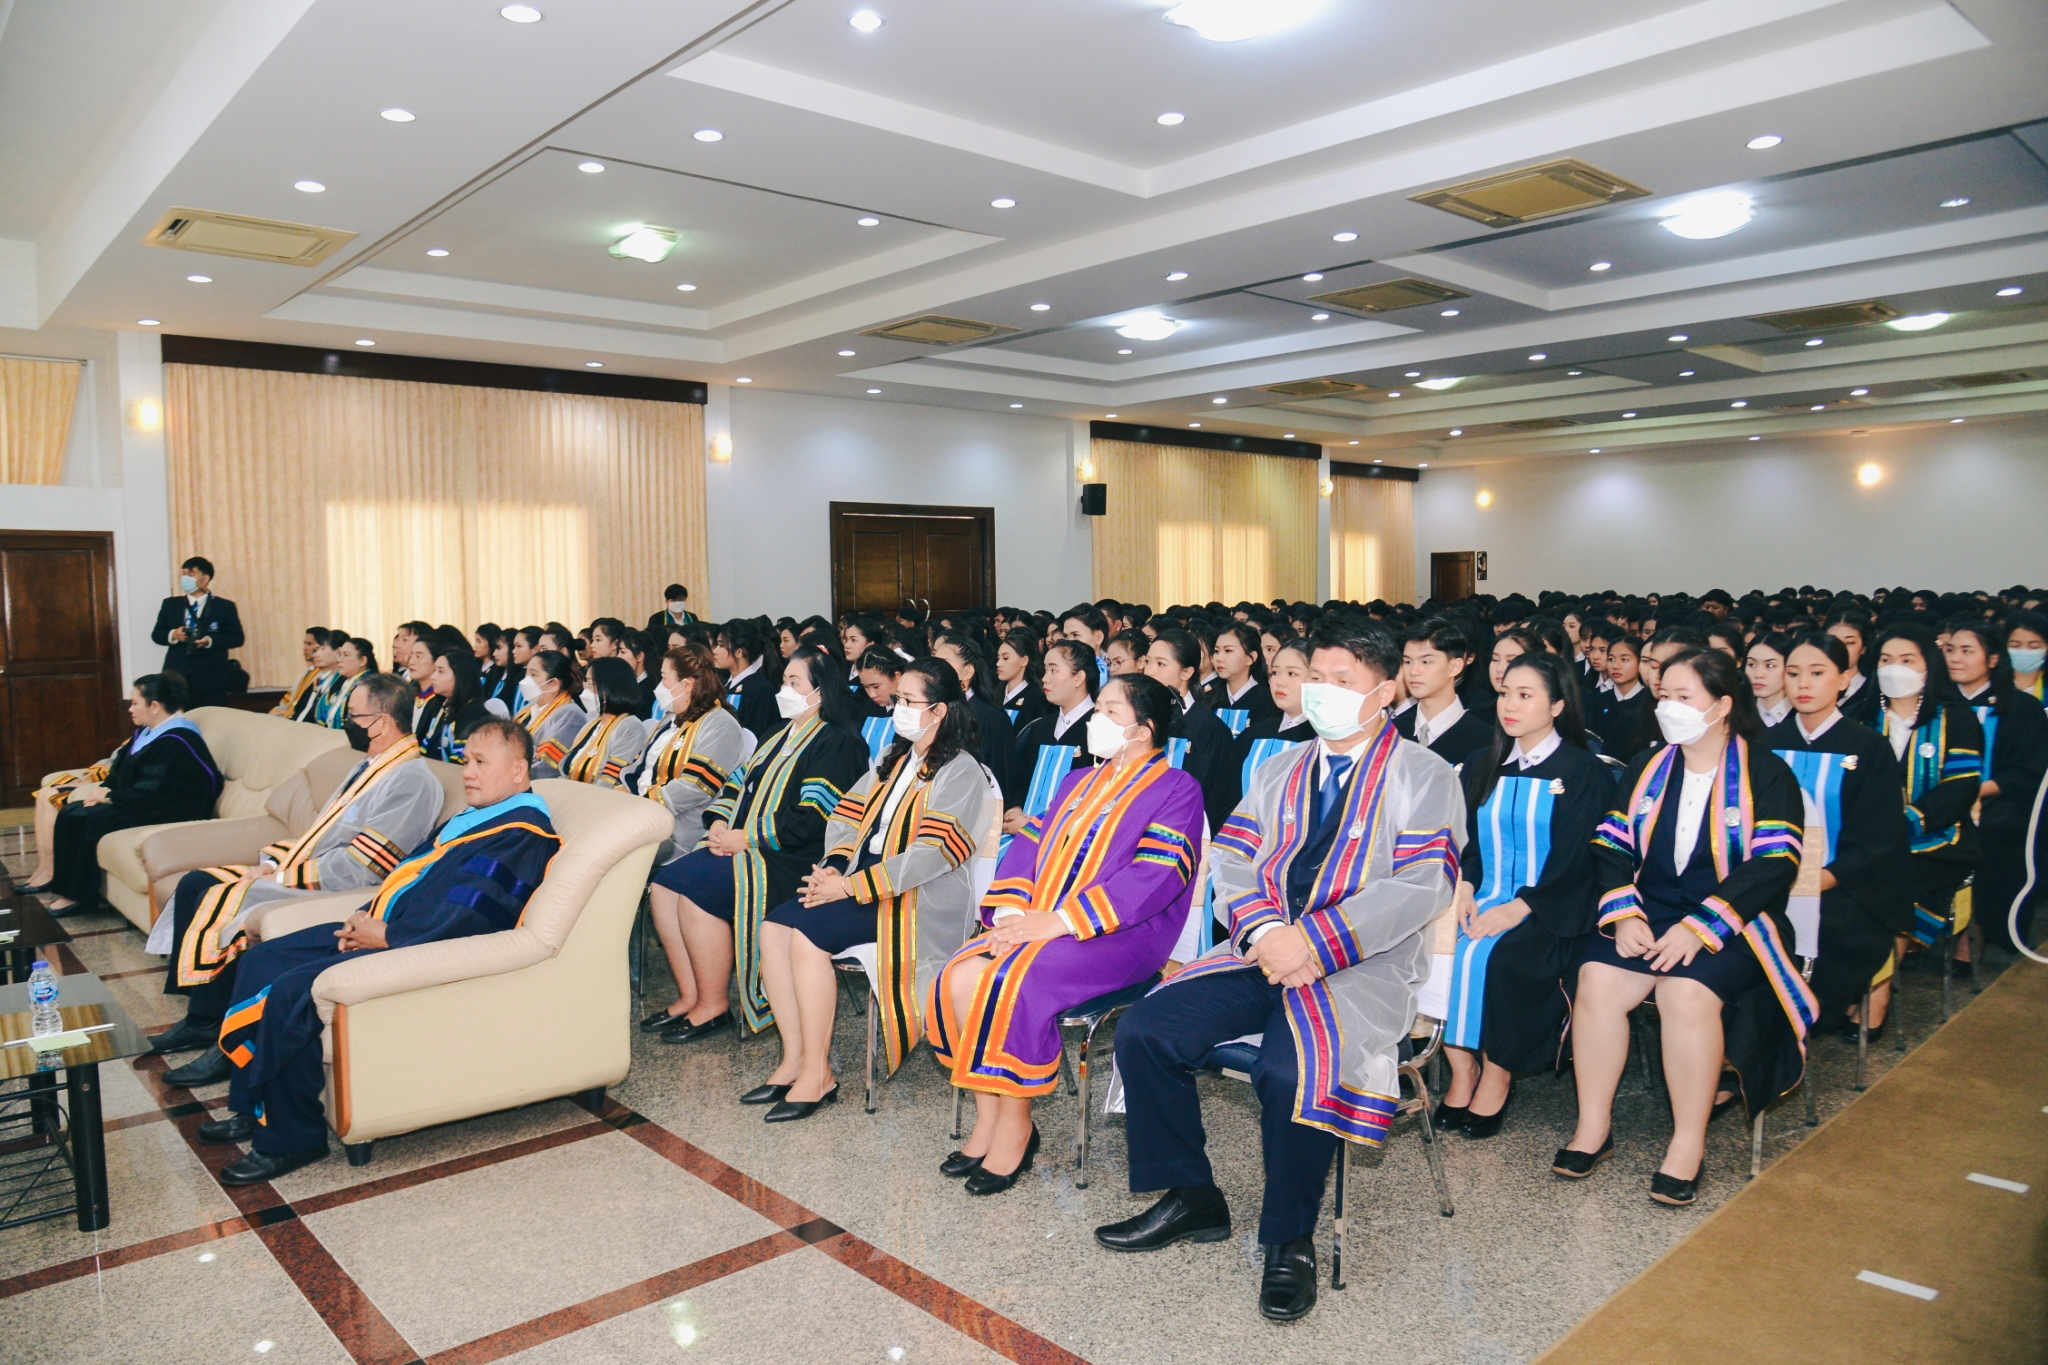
[0,357,82,485]
[1330,472,1416,606]
[1090,439,1317,607]
[166,364,706,688]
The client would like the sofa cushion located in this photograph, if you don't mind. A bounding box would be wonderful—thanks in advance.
[186,706,348,821]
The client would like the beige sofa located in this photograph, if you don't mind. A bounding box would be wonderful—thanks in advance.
[238,778,670,1164]
[44,707,348,930]
[136,746,468,912]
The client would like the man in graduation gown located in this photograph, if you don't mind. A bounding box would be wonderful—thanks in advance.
[1099,620,1463,1323]
[154,673,447,1084]
[196,720,561,1184]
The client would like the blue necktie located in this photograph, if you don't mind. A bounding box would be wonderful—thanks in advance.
[1316,753,1354,831]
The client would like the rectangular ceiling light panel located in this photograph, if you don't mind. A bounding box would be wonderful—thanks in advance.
[142,207,357,265]
[1309,278,1468,313]
[1259,378,1371,398]
[859,314,1019,345]
[1749,300,1901,331]
[1410,159,1651,227]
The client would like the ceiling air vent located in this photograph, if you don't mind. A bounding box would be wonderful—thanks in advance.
[1410,159,1651,227]
[859,314,1018,345]
[1750,300,1900,331]
[1496,417,1579,432]
[1309,278,1468,314]
[142,207,356,265]
[1259,378,1369,398]
[1931,370,2036,389]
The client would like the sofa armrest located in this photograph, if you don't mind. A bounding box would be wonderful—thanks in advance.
[312,927,552,1013]
[139,816,289,883]
[246,891,372,942]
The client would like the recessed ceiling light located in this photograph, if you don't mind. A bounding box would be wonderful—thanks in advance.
[1311,312,1330,321]
[1166,271,1189,281]
[1588,261,1612,272]
[1658,190,1754,239]
[1117,348,1133,354]
[1439,308,1460,317]
[1163,0,1318,43]
[1940,197,1971,209]
[1668,333,1689,342]
[1188,422,1201,428]
[1747,134,1783,150]
[736,377,753,383]
[1212,396,1228,404]
[1589,448,1601,453]
[1009,402,1023,408]
[1805,338,1824,346]
[1349,440,1359,445]
[991,197,1017,209]
[1622,411,1637,418]
[849,9,883,32]
[693,129,723,143]
[838,349,856,356]
[1996,285,2023,296]
[577,161,603,173]
[1886,312,1950,331]
[1302,272,1323,282]
[1951,417,1965,423]
[380,108,416,123]
[1678,369,1695,377]
[1332,231,1357,242]
[499,3,542,20]
[585,361,604,368]
[1418,462,1428,467]
[1567,370,1584,376]
[676,283,697,291]
[867,387,881,393]
[1029,302,1051,311]
[354,338,375,346]
[1749,435,1762,440]
[1850,387,1869,396]
[1415,377,1461,390]
[1387,391,1402,398]
[136,318,159,326]
[1157,112,1185,126]
[294,180,326,193]
[1810,403,1827,411]
[1372,457,1382,462]
[1731,400,1748,408]
[186,274,211,283]
[609,226,679,263]
[1527,353,1547,361]
[1404,370,1421,378]
[426,248,449,256]
[856,216,880,227]
[1116,313,1180,341]
[1104,413,1117,418]
[1448,428,1463,436]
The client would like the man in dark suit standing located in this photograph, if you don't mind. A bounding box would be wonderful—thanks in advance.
[152,556,244,706]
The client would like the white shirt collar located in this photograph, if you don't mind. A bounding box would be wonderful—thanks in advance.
[1004,680,1028,704]
[186,591,210,606]
[1511,729,1562,769]
[728,657,761,687]
[1614,681,1644,700]
[1597,676,1615,692]
[1844,671,1867,696]
[1053,698,1093,736]
[1796,710,1842,742]
[1179,691,1196,713]
[1757,697,1791,727]
[1278,711,1311,732]
[1960,679,1991,701]
[1226,677,1258,704]
[1414,694,1464,742]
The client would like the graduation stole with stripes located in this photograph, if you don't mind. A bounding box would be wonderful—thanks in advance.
[1881,705,1981,852]
[641,713,729,800]
[562,713,631,784]
[1023,752,1175,936]
[518,692,577,766]
[365,811,559,925]
[275,667,319,714]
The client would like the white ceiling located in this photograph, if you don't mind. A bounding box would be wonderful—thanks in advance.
[6,0,2048,465]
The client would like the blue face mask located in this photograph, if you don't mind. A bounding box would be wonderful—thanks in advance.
[2010,646,2046,676]
[179,574,198,594]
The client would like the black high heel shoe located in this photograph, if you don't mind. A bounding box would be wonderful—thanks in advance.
[1550,1133,1614,1178]
[1650,1160,1704,1207]
[1432,1097,1471,1130]
[938,1149,985,1178]
[1458,1081,1514,1139]
[964,1125,1039,1196]
[764,1083,839,1123]
[739,1082,793,1106]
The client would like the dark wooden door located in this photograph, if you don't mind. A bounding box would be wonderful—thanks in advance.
[0,531,125,805]
[830,503,995,619]
[1430,550,1476,604]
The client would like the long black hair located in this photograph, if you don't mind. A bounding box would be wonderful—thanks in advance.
[431,639,484,709]
[585,657,642,717]
[786,645,861,735]
[1661,647,1764,743]
[997,628,1044,694]
[879,657,979,782]
[1942,618,2013,694]
[930,631,992,699]
[1215,620,1268,683]
[1871,621,1967,710]
[1462,652,1587,813]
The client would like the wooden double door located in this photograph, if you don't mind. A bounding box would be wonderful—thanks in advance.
[0,531,127,806]
[829,502,995,619]
[1430,551,1477,604]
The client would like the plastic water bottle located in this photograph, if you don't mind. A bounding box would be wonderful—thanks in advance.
[28,961,61,1037]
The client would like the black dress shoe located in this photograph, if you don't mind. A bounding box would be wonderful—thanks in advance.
[149,1017,221,1054]
[764,1084,839,1123]
[1432,1098,1470,1130]
[739,1083,793,1106]
[219,1146,328,1186]
[963,1125,1040,1196]
[1459,1082,1514,1139]
[1550,1134,1614,1178]
[657,1012,731,1044]
[197,1112,257,1145]
[18,879,53,895]
[1710,1073,1743,1120]
[1094,1184,1232,1251]
[639,1008,690,1033]
[1650,1162,1703,1207]
[163,1049,234,1088]
[939,1149,985,1178]
[1258,1236,1318,1322]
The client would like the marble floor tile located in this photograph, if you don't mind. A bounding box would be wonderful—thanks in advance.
[300,1128,781,1355]
[0,1117,242,1274]
[268,1096,595,1202]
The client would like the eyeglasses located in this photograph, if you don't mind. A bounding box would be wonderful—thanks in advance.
[346,712,380,726]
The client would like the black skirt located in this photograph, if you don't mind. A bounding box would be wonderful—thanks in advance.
[765,895,874,955]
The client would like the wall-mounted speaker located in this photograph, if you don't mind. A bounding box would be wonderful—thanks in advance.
[1080,483,1107,516]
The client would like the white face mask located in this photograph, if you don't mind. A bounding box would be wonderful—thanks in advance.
[1300,681,1384,741]
[517,676,540,704]
[1086,710,1135,760]
[1876,664,1926,700]
[891,701,931,740]
[580,688,598,714]
[652,683,674,716]
[1654,698,1712,746]
[667,600,687,616]
[2010,646,2046,675]
[774,685,811,719]
[179,574,198,594]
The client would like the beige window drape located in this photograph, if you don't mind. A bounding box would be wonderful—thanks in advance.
[1329,471,1416,606]
[1089,438,1317,608]
[166,364,706,688]
[0,357,82,486]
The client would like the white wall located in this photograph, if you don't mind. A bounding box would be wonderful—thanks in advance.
[706,387,1092,620]
[1415,415,2048,600]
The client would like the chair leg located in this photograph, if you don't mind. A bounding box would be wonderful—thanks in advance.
[1854,987,1870,1091]
[1750,1110,1765,1178]
[1409,1061,1454,1218]
[1941,913,1956,1022]
[575,1085,606,1111]
[1331,1141,1347,1291]
[1803,1073,1818,1127]
[1058,1039,1080,1096]
[345,1141,373,1168]
[1967,919,1983,993]
[1892,943,1907,1054]
[951,1085,964,1142]
[1073,1019,1101,1190]
[863,989,879,1115]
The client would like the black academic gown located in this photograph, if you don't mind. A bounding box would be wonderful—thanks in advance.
[964,689,1023,808]
[1765,715,1914,1019]
[1838,672,1881,729]
[1594,686,1655,760]
[1394,702,1495,768]
[1197,678,1280,731]
[1011,704,1100,811]
[1000,683,1052,736]
[151,595,245,703]
[1963,684,2048,950]
[51,724,223,903]
[727,665,784,745]
[1178,698,1241,837]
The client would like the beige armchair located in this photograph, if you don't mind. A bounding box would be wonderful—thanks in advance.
[238,779,670,1165]
[137,748,467,912]
[55,707,348,930]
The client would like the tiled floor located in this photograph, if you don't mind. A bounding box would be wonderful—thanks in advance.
[0,831,2017,1364]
